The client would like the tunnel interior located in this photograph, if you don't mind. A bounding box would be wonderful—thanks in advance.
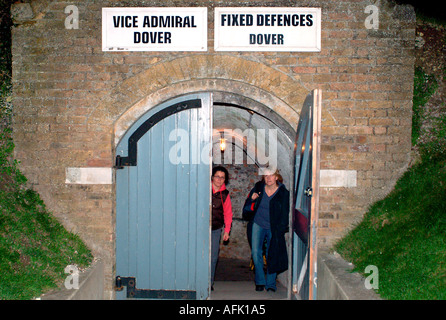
[211,95,296,281]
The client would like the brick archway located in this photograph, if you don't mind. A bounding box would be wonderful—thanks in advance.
[113,79,300,147]
[106,55,308,144]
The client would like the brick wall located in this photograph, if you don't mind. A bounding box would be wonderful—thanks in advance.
[11,0,415,298]
[218,163,259,260]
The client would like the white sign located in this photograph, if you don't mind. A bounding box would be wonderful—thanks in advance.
[214,7,321,52]
[102,7,207,51]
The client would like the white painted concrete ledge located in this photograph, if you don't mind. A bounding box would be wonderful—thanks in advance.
[320,169,357,188]
[65,167,112,185]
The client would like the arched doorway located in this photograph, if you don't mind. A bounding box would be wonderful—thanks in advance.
[113,90,319,300]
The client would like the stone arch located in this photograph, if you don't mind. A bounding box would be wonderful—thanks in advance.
[100,54,308,143]
[114,79,299,147]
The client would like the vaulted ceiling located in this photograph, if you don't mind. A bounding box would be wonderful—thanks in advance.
[212,103,295,187]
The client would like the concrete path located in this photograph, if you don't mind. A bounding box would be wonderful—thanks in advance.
[209,281,288,300]
[210,258,289,300]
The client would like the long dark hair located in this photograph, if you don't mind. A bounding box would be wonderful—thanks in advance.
[212,166,229,185]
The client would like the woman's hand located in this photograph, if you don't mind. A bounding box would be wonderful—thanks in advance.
[223,232,230,241]
[251,192,260,200]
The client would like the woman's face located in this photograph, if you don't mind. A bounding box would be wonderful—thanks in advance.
[264,173,278,186]
[212,170,225,189]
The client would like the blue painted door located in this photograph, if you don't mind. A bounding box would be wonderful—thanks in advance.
[292,89,321,300]
[115,93,212,300]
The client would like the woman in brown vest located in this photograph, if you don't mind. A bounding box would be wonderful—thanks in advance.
[211,166,233,290]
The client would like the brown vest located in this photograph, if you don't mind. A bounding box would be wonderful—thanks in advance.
[212,189,229,230]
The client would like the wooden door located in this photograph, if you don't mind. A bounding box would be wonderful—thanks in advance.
[115,93,212,300]
[291,89,322,300]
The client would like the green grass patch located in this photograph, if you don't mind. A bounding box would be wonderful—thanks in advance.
[335,156,446,300]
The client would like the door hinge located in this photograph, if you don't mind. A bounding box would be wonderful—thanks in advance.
[115,155,131,169]
[115,155,123,169]
[115,276,196,299]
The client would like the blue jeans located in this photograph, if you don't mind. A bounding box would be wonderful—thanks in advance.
[211,228,222,285]
[251,222,276,290]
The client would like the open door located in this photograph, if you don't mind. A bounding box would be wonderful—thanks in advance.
[114,93,212,300]
[291,89,322,300]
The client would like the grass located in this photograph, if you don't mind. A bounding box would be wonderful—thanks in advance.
[335,157,446,299]
[0,188,93,299]
[0,89,93,300]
